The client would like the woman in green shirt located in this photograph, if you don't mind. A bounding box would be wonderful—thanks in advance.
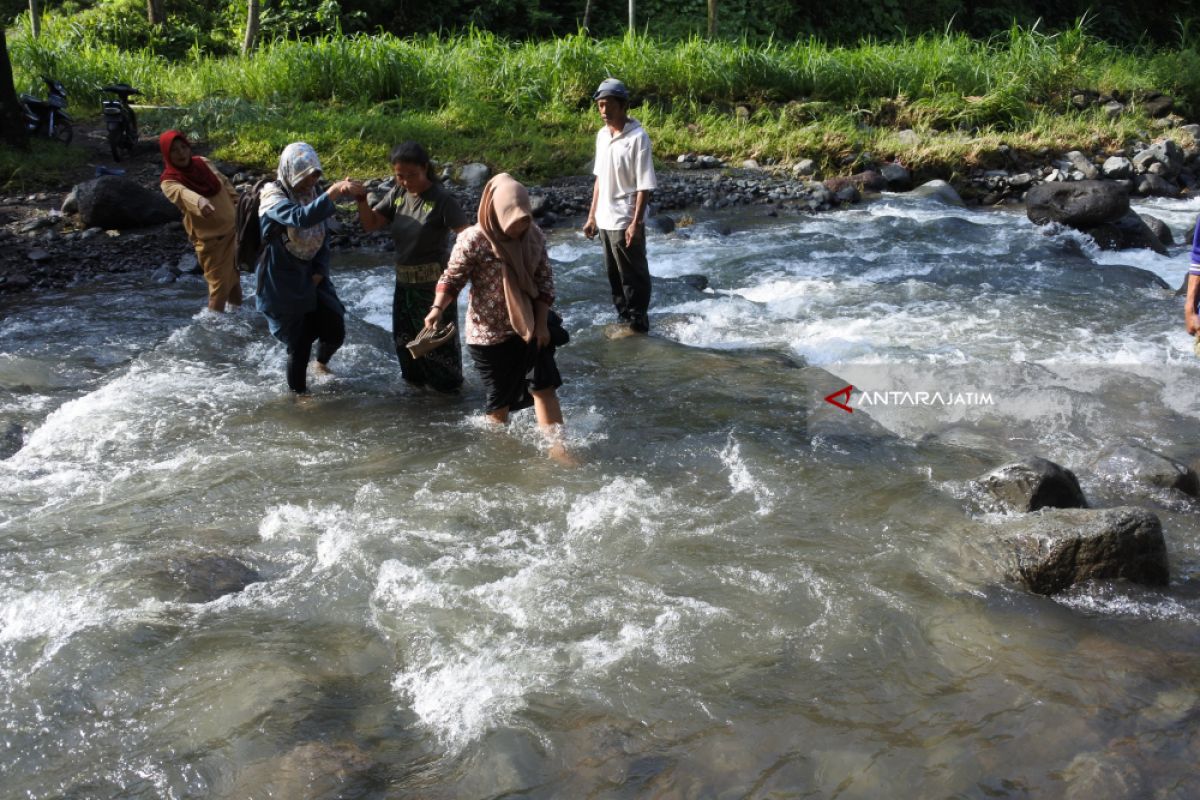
[355,142,470,393]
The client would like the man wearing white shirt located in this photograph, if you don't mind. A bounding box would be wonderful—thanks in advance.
[583,78,657,334]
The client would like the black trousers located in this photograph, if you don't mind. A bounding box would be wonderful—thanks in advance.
[600,227,651,332]
[286,302,345,393]
[468,335,562,414]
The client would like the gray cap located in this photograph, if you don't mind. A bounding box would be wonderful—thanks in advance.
[593,78,629,101]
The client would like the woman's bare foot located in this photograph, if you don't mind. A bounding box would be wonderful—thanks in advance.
[314,361,333,376]
[547,440,581,467]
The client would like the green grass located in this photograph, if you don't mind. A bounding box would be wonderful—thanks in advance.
[4,20,1200,185]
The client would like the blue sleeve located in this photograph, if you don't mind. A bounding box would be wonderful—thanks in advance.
[1191,216,1200,273]
[262,192,336,231]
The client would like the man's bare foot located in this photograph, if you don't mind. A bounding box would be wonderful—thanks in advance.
[314,362,333,375]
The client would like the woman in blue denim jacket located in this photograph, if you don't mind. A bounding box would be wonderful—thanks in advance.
[255,142,359,393]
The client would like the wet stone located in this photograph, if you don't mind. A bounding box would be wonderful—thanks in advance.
[975,457,1088,513]
[167,555,262,603]
[0,421,23,459]
[1139,214,1174,247]
[1026,180,1129,227]
[226,741,374,799]
[151,264,177,284]
[1002,506,1169,595]
[1062,750,1146,800]
[1092,443,1200,497]
[647,214,675,234]
[911,179,964,206]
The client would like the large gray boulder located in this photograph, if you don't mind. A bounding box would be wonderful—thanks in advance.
[73,176,181,230]
[458,162,491,189]
[1002,506,1169,595]
[1026,180,1128,227]
[976,457,1088,513]
[910,179,964,206]
[1092,444,1200,497]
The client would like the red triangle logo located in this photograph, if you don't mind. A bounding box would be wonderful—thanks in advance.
[824,385,854,413]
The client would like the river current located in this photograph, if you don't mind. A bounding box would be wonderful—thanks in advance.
[2,192,1198,798]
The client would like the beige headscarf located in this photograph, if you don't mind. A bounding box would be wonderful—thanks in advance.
[259,142,327,261]
[478,173,544,342]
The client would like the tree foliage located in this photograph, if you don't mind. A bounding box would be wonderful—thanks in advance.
[3,0,1199,51]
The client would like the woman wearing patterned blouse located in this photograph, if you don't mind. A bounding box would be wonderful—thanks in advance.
[425,173,574,464]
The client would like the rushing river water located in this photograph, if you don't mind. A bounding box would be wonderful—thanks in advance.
[2,192,1199,798]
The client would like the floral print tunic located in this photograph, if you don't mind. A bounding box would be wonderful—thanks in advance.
[437,225,555,346]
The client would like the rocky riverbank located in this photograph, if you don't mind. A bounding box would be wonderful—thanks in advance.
[3,126,1199,300]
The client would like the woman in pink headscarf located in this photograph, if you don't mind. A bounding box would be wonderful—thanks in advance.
[425,173,574,464]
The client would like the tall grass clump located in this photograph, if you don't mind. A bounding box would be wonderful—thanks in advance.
[11,19,1200,118]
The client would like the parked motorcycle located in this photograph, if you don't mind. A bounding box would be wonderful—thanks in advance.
[101,83,139,161]
[19,76,72,144]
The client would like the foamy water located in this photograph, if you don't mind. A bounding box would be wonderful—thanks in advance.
[2,193,1199,797]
